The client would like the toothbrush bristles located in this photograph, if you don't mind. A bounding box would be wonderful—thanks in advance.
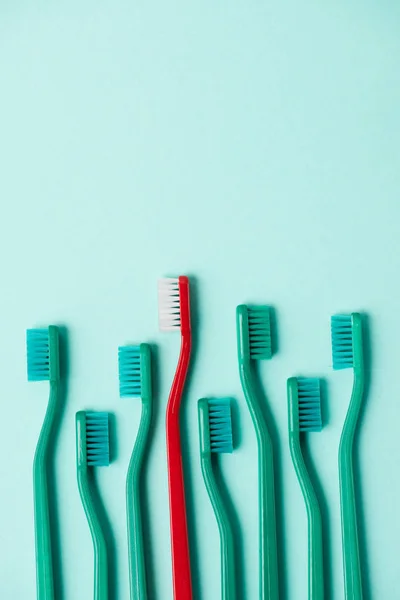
[86,412,110,467]
[208,398,233,453]
[331,315,354,370]
[297,378,322,432]
[118,346,142,397]
[158,278,181,331]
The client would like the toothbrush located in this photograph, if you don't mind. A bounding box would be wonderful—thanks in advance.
[198,398,236,600]
[76,411,110,600]
[118,344,153,600]
[236,305,279,600]
[27,326,62,600]
[287,378,324,600]
[331,313,365,600]
[158,276,193,600]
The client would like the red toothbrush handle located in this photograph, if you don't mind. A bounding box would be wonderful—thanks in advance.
[166,277,193,600]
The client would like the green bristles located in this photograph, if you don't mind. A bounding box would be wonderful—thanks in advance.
[26,326,60,382]
[248,307,272,360]
[297,378,322,432]
[118,345,141,397]
[27,329,50,381]
[86,412,110,467]
[118,343,152,404]
[331,315,354,370]
[208,398,233,454]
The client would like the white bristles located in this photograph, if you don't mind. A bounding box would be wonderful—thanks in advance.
[158,278,182,331]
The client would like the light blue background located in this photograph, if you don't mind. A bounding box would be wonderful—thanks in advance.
[1,1,399,598]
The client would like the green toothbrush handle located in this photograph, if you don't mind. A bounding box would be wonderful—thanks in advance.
[289,433,324,600]
[239,364,279,600]
[201,455,236,600]
[33,380,61,600]
[339,365,365,600]
[77,467,108,600]
[126,400,152,600]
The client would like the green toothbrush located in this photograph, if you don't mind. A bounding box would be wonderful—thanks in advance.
[76,411,110,600]
[331,313,365,600]
[118,344,153,600]
[287,377,324,600]
[198,398,236,600]
[236,305,279,600]
[27,326,62,600]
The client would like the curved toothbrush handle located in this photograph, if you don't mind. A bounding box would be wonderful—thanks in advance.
[289,432,324,600]
[339,366,365,600]
[200,455,236,600]
[166,332,193,600]
[77,467,108,600]
[33,380,61,600]
[126,400,152,600]
[239,363,279,600]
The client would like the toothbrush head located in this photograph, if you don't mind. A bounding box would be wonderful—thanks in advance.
[198,397,233,456]
[158,276,191,335]
[118,343,152,401]
[288,377,322,434]
[331,315,354,370]
[208,398,234,453]
[76,411,110,468]
[85,412,110,467]
[296,378,322,432]
[237,305,272,362]
[26,326,60,382]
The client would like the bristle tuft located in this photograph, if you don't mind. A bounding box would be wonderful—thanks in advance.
[331,315,353,370]
[27,328,50,381]
[208,398,233,453]
[297,378,322,432]
[248,307,272,360]
[118,346,141,397]
[158,278,181,331]
[86,412,110,467]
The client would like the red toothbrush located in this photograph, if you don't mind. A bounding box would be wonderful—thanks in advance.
[158,276,193,600]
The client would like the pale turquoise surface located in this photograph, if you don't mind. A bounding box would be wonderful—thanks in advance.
[1,2,399,598]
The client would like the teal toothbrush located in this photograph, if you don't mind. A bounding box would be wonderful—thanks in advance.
[331,313,365,600]
[236,305,279,600]
[27,326,62,600]
[287,378,324,600]
[118,344,153,600]
[76,411,110,600]
[198,398,236,600]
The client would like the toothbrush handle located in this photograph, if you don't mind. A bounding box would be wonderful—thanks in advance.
[166,333,193,600]
[77,467,108,600]
[201,456,236,600]
[339,367,365,600]
[239,364,279,600]
[126,400,152,600]
[289,433,324,600]
[33,380,61,600]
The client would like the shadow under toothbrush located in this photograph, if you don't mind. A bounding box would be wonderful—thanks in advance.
[141,342,162,600]
[179,274,203,600]
[47,325,69,600]
[175,275,249,599]
[303,377,333,600]
[352,312,373,600]
[90,411,119,600]
[250,358,288,600]
[217,397,247,600]
[247,303,289,600]
[230,392,243,449]
[108,412,120,463]
[266,307,287,599]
